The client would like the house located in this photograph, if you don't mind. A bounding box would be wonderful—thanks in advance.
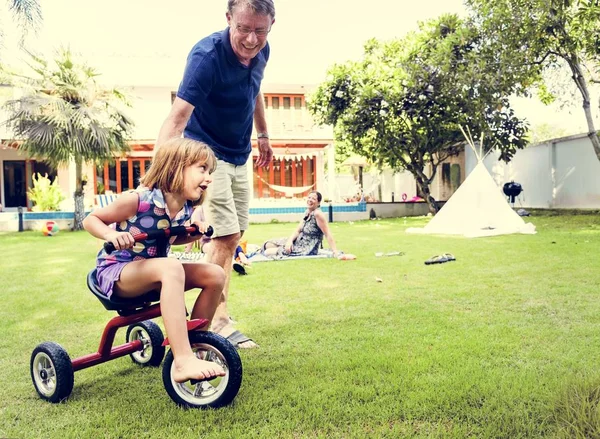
[0,82,463,214]
[91,84,333,204]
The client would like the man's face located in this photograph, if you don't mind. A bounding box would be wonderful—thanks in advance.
[226,5,274,64]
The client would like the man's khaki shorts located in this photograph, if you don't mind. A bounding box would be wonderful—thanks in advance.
[204,159,250,238]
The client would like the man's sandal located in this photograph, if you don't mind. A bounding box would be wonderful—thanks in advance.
[424,254,449,265]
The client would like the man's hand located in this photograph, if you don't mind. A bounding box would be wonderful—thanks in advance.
[255,137,273,168]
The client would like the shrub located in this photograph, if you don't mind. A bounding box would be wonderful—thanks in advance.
[27,173,65,212]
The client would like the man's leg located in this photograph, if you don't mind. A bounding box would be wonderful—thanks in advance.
[204,159,257,348]
[205,233,239,334]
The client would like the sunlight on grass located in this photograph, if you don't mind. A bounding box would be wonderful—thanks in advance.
[2,214,600,438]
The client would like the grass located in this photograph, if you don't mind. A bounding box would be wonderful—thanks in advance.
[1,213,600,438]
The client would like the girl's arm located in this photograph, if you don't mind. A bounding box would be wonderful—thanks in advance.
[172,221,211,245]
[314,210,339,256]
[83,192,139,250]
[173,207,209,245]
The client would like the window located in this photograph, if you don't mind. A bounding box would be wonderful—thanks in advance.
[451,164,461,191]
[96,158,151,194]
[272,96,279,109]
[295,160,304,188]
[273,159,282,186]
[108,165,117,193]
[305,158,315,186]
[294,97,302,109]
[442,163,451,183]
[264,96,268,108]
[283,97,290,109]
[120,161,129,192]
[96,165,106,194]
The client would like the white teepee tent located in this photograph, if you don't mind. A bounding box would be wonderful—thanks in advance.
[407,128,536,238]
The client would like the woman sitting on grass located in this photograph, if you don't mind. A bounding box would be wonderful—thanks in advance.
[262,190,342,258]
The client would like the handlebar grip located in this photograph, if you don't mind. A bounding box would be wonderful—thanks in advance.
[189,224,214,237]
[103,241,116,254]
[103,225,214,254]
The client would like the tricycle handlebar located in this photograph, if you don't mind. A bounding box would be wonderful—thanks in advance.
[103,224,213,254]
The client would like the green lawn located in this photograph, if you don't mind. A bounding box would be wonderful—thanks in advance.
[1,213,600,438]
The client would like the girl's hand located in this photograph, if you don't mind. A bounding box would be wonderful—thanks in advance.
[284,240,293,253]
[192,221,211,235]
[104,231,135,250]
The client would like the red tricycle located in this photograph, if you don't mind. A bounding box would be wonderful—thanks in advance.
[30,225,242,409]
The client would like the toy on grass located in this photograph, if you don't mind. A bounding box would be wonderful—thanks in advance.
[42,221,60,236]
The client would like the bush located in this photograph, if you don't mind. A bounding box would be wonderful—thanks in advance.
[28,173,65,212]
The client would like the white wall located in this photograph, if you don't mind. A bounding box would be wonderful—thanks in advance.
[466,133,600,209]
[127,86,174,140]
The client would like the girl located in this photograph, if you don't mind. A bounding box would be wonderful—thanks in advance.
[83,137,226,383]
[263,191,340,258]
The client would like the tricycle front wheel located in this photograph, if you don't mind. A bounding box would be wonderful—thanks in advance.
[30,342,74,403]
[162,331,242,409]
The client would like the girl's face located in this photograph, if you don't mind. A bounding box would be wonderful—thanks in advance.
[182,161,212,201]
[306,192,320,209]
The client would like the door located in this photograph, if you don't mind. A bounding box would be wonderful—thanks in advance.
[3,161,27,208]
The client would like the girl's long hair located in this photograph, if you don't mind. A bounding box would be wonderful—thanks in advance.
[140,137,216,207]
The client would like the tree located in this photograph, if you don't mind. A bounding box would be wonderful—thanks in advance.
[308,15,528,213]
[2,48,134,230]
[0,0,42,51]
[466,0,600,162]
[527,122,569,145]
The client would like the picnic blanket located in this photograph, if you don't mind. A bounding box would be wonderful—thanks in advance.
[170,247,356,263]
[247,248,339,263]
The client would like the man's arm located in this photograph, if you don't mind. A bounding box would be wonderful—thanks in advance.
[155,97,195,153]
[254,92,273,168]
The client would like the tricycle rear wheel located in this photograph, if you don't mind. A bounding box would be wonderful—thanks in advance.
[126,320,165,367]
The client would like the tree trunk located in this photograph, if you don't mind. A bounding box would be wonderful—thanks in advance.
[415,175,439,214]
[72,158,85,231]
[568,58,600,162]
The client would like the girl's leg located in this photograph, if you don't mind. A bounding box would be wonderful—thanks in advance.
[183,262,226,323]
[117,258,225,382]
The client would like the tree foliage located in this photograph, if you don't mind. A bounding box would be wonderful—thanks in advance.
[0,0,42,54]
[2,48,134,229]
[466,0,600,162]
[308,15,528,212]
[27,172,65,212]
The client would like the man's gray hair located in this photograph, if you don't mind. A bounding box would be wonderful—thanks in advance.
[227,0,275,18]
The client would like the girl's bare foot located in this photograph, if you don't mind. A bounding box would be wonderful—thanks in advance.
[173,355,225,383]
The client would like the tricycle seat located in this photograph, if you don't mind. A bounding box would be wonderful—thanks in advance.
[87,269,161,313]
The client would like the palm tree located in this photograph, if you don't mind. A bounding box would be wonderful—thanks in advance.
[2,48,134,230]
[0,0,42,49]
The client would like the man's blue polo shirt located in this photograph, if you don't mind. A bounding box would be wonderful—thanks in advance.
[177,28,269,166]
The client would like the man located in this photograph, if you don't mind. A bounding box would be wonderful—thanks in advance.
[156,0,275,348]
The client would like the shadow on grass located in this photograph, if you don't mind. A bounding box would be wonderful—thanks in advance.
[68,364,164,403]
